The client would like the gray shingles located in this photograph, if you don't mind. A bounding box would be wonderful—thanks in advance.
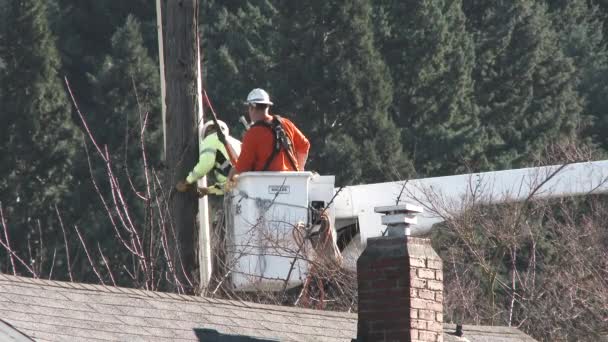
[114,323,155,337]
[147,298,211,315]
[0,319,34,342]
[3,294,90,312]
[87,303,125,316]
[0,302,36,315]
[230,317,269,330]
[2,310,36,323]
[24,330,108,342]
[0,273,537,342]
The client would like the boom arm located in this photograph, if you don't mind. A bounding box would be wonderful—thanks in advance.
[334,160,608,242]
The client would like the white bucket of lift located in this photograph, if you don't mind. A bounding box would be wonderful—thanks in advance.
[226,172,312,291]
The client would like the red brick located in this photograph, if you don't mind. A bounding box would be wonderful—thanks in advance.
[435,270,443,281]
[410,329,419,339]
[419,289,435,300]
[358,300,409,312]
[410,298,430,309]
[382,269,408,280]
[427,259,442,270]
[357,269,384,279]
[369,317,409,330]
[370,279,400,290]
[418,268,436,279]
[396,277,411,288]
[430,302,443,312]
[435,292,443,302]
[419,330,438,340]
[383,331,411,341]
[359,287,408,297]
[427,280,443,291]
[364,333,388,341]
[372,258,406,268]
[410,319,427,330]
[418,309,435,321]
[411,278,427,288]
[380,287,411,297]
[409,257,426,267]
[410,309,418,319]
[364,309,409,319]
[435,312,443,322]
[427,321,443,332]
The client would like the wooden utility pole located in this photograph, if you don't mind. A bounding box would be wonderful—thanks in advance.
[164,0,200,289]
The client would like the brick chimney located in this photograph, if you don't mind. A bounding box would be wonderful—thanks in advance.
[357,205,443,342]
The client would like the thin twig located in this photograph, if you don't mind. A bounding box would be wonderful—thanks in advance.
[64,77,106,161]
[73,224,105,285]
[55,205,73,282]
[0,203,16,275]
[48,248,57,280]
[97,243,117,287]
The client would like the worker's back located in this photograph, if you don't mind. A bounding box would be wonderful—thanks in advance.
[236,116,309,172]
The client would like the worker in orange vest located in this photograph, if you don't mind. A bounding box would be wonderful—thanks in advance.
[227,88,310,184]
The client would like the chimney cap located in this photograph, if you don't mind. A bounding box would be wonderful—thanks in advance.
[374,203,423,214]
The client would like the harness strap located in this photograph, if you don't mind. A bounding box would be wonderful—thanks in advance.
[252,116,299,171]
[214,149,231,177]
[200,147,231,177]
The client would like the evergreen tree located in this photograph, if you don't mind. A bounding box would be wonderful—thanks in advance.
[464,0,584,169]
[375,0,486,176]
[277,0,414,185]
[51,0,157,135]
[87,14,161,154]
[547,0,608,152]
[70,15,162,284]
[200,0,282,133]
[0,0,79,272]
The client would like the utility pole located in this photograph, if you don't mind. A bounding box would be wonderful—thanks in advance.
[163,0,201,290]
[155,0,167,161]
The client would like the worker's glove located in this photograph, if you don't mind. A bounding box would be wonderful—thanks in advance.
[176,180,191,193]
[224,176,238,192]
[197,187,209,198]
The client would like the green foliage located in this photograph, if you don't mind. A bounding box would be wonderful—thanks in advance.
[464,0,584,169]
[202,0,413,185]
[87,14,161,152]
[0,0,79,271]
[277,0,414,185]
[201,0,281,132]
[375,0,486,176]
[548,0,608,151]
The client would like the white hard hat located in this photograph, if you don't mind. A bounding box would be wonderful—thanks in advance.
[201,120,229,137]
[244,88,273,106]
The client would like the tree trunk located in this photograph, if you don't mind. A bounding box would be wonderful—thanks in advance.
[164,0,199,291]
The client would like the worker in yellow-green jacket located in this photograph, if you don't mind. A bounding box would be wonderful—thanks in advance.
[176,120,241,197]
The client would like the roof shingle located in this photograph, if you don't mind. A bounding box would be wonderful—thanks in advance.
[0,274,535,341]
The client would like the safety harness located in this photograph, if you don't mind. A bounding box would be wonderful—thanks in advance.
[251,115,299,171]
[214,149,231,177]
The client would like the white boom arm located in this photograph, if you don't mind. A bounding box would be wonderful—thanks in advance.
[334,160,608,242]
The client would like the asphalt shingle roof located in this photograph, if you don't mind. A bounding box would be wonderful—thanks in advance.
[0,273,536,341]
[0,319,34,341]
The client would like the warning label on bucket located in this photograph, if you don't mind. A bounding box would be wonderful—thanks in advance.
[268,185,290,194]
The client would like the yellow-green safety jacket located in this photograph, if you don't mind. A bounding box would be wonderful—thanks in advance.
[186,133,241,195]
